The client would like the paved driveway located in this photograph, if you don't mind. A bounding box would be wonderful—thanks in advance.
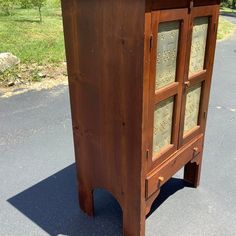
[0,19,236,236]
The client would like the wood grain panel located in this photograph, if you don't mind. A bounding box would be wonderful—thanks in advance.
[62,1,146,235]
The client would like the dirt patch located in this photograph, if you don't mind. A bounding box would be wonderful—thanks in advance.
[0,62,68,98]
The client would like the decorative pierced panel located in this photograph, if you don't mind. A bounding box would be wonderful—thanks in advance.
[184,83,202,134]
[152,97,174,156]
[189,17,209,76]
[155,21,180,90]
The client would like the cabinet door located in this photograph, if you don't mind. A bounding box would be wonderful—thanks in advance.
[147,8,189,169]
[179,5,219,146]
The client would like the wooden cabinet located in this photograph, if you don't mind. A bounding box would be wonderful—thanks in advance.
[61,0,220,235]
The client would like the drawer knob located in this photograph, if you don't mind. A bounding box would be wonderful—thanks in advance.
[193,147,199,157]
[158,176,164,182]
[157,176,165,189]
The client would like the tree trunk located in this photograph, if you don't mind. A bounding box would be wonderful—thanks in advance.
[232,0,236,9]
[38,6,42,22]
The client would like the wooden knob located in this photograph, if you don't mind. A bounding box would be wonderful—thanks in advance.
[193,147,199,152]
[184,81,190,87]
[158,176,164,182]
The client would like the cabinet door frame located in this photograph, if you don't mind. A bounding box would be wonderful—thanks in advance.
[178,5,219,147]
[147,8,189,170]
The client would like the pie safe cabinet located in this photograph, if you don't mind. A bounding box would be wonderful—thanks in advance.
[61,0,220,235]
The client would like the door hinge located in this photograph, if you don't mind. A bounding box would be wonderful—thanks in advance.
[188,0,193,14]
[214,22,217,33]
[149,34,153,51]
[146,149,149,159]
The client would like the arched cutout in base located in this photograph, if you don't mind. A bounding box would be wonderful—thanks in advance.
[79,187,123,234]
[93,188,123,219]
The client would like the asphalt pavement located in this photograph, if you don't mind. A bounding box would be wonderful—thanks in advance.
[0,18,236,236]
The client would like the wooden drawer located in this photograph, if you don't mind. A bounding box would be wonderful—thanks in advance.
[146,134,204,198]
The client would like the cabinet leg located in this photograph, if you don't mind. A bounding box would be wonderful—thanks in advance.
[123,204,145,236]
[79,186,94,216]
[184,156,202,188]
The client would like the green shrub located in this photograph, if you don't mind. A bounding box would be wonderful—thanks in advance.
[18,0,47,21]
[32,0,46,22]
[232,0,236,8]
[220,0,236,8]
[47,0,60,8]
[20,0,32,8]
[0,0,16,15]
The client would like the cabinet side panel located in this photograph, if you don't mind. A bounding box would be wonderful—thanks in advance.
[61,0,145,216]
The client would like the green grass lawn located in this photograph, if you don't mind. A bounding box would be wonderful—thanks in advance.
[0,5,235,66]
[0,5,65,65]
[221,6,236,13]
[218,16,236,40]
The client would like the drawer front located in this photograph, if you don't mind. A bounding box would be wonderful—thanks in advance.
[146,134,204,198]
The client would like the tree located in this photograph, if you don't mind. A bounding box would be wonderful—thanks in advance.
[0,0,15,15]
[20,0,32,9]
[221,0,232,8]
[31,0,46,22]
[232,0,236,9]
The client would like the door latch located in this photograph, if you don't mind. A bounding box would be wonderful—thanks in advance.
[149,34,153,51]
[184,81,190,87]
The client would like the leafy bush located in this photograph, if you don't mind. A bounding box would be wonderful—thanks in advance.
[0,0,16,15]
[232,0,236,8]
[220,0,235,8]
[31,0,46,22]
[47,0,60,8]
[19,0,46,21]
[20,0,32,8]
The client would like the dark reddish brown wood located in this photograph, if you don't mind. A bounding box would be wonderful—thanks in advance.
[179,5,219,147]
[147,0,220,11]
[61,0,220,235]
[151,0,189,11]
[194,0,221,7]
[145,189,160,215]
[183,5,220,187]
[142,9,152,175]
[78,187,94,216]
[184,154,203,187]
[155,83,179,104]
[147,8,189,170]
[61,0,146,235]
[146,134,204,198]
[199,5,220,132]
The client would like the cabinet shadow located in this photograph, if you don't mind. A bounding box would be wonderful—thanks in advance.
[8,164,190,236]
[147,177,192,217]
